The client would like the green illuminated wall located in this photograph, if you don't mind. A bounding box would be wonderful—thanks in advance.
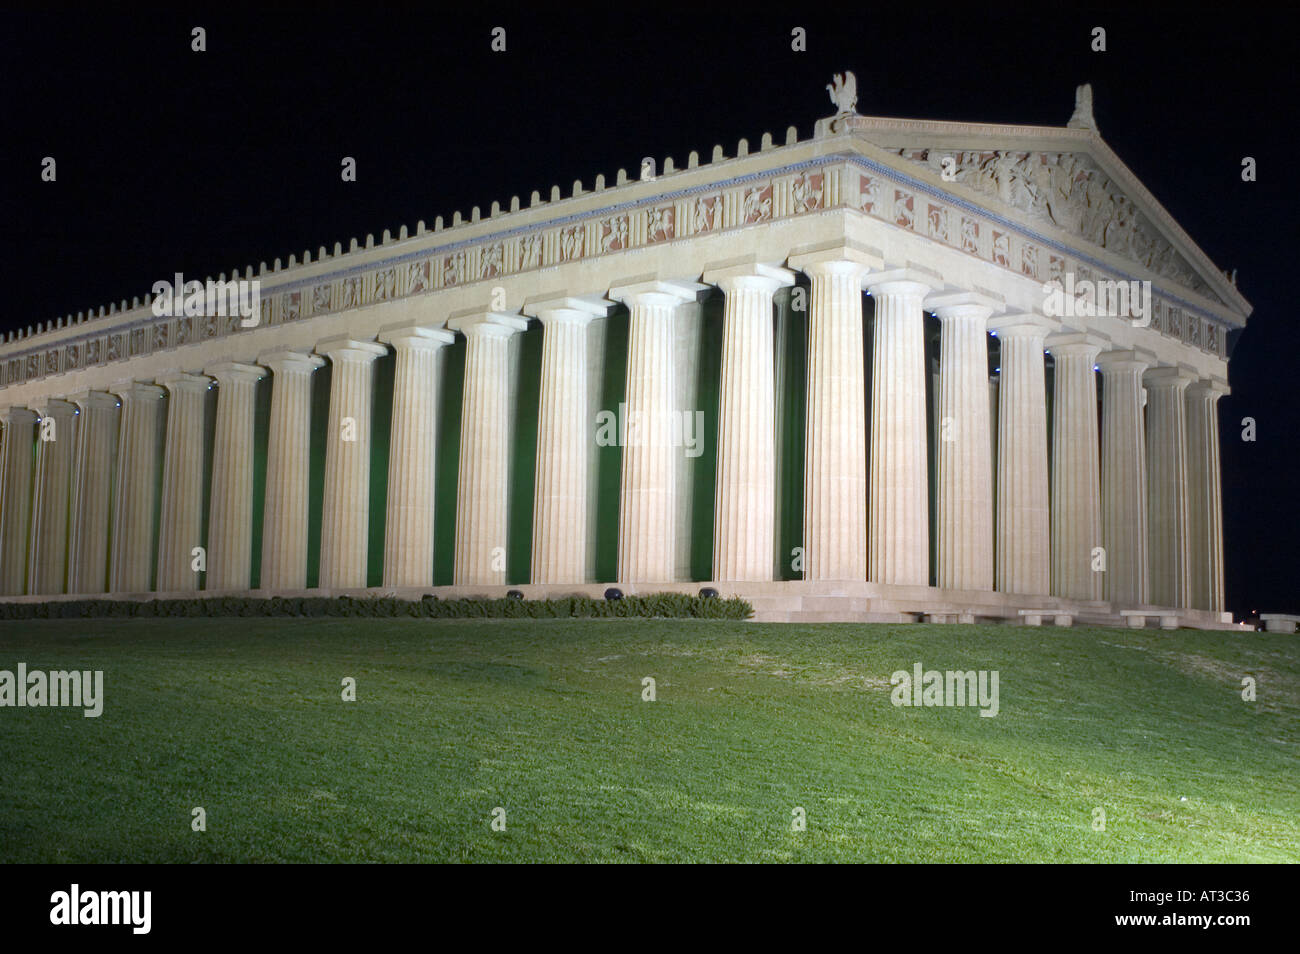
[507,326,543,584]
[433,340,464,586]
[366,352,395,587]
[774,286,807,580]
[591,309,626,583]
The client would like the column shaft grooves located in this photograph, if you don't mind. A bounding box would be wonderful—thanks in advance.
[869,282,930,585]
[207,365,264,591]
[995,326,1050,595]
[383,330,450,588]
[452,319,521,585]
[0,409,37,594]
[936,309,993,590]
[109,385,165,592]
[803,264,867,581]
[713,270,789,581]
[156,376,209,592]
[27,402,77,594]
[532,314,591,584]
[1146,369,1193,608]
[261,354,321,590]
[1186,383,1225,612]
[1050,343,1102,600]
[1099,354,1149,605]
[617,295,679,583]
[68,395,119,593]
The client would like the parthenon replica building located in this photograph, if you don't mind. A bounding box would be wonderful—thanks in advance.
[0,78,1248,627]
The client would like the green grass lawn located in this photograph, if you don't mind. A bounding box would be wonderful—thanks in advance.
[0,617,1296,862]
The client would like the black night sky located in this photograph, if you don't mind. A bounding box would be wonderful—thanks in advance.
[1,4,1295,616]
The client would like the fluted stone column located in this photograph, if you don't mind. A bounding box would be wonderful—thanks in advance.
[260,350,324,590]
[109,381,166,593]
[27,400,78,594]
[864,272,934,585]
[1145,365,1196,609]
[0,407,38,594]
[156,372,211,592]
[316,337,387,590]
[928,293,998,591]
[527,296,612,585]
[704,263,795,581]
[205,363,266,592]
[789,248,879,582]
[989,316,1052,595]
[1097,351,1151,605]
[379,325,454,588]
[445,313,528,585]
[609,280,704,584]
[67,391,120,594]
[1048,333,1104,601]
[1186,379,1228,612]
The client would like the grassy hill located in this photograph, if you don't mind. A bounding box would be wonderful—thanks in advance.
[0,617,1296,862]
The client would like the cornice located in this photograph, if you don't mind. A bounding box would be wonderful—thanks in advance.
[0,114,1245,394]
[823,117,1251,318]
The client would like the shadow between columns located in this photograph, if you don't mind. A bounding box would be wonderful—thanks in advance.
[924,312,940,587]
[432,338,465,587]
[688,294,722,582]
[199,384,218,591]
[592,307,627,583]
[305,361,330,590]
[507,323,542,585]
[366,350,395,588]
[249,375,271,590]
[775,283,807,581]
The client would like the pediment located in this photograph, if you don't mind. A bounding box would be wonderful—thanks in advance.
[898,146,1222,298]
[831,115,1250,320]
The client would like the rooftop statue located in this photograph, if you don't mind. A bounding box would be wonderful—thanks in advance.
[827,71,857,116]
[1067,82,1096,131]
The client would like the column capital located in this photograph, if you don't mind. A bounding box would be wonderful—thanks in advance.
[988,312,1056,338]
[445,310,529,338]
[33,398,77,418]
[925,289,1005,320]
[1188,377,1231,398]
[205,361,268,384]
[864,264,943,296]
[110,378,166,402]
[259,349,325,375]
[157,371,212,393]
[1143,364,1199,389]
[378,324,456,351]
[1095,348,1154,374]
[522,293,614,325]
[0,406,38,424]
[607,278,707,308]
[315,336,388,362]
[1044,330,1109,359]
[67,390,120,410]
[702,261,796,293]
[787,240,883,275]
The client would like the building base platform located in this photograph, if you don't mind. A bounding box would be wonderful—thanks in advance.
[2,580,1247,632]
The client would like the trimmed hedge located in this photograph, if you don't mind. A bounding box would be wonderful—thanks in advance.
[0,593,753,621]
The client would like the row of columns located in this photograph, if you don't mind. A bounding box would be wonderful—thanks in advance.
[0,257,1228,611]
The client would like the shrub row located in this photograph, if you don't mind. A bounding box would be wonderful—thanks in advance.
[0,593,753,621]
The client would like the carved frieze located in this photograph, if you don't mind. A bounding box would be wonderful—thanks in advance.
[0,154,1230,393]
[893,148,1213,298]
